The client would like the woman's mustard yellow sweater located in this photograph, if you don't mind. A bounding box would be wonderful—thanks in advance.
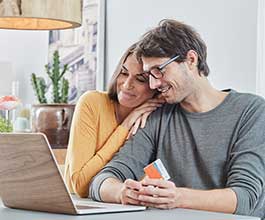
[64,91,129,197]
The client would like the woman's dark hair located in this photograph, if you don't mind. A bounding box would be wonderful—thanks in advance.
[135,19,210,76]
[107,43,139,101]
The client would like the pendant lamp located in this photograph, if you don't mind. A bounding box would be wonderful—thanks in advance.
[0,0,82,30]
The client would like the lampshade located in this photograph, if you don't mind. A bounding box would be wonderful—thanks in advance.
[0,0,82,30]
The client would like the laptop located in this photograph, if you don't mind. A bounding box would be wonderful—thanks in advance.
[0,133,146,215]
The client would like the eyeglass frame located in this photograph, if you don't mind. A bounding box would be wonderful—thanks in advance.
[141,54,180,80]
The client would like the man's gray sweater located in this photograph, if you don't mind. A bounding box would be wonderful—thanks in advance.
[89,90,265,219]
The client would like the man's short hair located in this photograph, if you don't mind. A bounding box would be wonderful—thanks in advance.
[136,19,210,76]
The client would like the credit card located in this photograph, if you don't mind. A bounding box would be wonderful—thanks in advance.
[144,159,170,180]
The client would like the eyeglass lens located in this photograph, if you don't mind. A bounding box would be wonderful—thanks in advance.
[150,67,163,79]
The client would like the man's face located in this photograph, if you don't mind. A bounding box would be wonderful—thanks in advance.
[142,56,195,104]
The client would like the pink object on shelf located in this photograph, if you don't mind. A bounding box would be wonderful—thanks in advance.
[0,95,20,110]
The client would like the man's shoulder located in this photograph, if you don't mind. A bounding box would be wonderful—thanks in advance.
[229,90,265,108]
[226,91,265,121]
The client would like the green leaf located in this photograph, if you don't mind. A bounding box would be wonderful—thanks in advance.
[0,116,13,132]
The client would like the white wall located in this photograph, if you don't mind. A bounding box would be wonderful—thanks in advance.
[256,0,265,97]
[0,0,262,105]
[105,0,259,95]
[0,0,106,104]
[0,30,49,104]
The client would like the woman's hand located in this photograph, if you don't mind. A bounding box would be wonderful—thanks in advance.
[122,98,165,139]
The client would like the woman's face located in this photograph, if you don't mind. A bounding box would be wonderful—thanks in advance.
[116,54,156,108]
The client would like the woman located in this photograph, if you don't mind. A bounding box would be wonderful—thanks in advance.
[64,44,163,198]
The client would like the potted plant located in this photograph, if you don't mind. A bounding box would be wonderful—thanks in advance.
[31,50,75,149]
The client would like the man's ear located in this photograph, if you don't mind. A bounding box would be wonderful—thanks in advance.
[186,50,198,70]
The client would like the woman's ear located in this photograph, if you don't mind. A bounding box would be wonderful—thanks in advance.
[186,50,198,70]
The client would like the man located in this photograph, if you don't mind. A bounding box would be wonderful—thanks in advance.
[89,19,265,219]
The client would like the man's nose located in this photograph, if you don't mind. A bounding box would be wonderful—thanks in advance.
[149,75,162,89]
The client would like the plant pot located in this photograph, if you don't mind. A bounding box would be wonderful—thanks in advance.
[31,104,75,149]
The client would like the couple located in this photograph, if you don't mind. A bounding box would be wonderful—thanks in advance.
[65,19,265,219]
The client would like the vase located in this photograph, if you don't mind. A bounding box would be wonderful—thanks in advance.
[31,104,75,149]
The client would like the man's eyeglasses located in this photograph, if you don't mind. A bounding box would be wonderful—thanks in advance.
[141,54,180,80]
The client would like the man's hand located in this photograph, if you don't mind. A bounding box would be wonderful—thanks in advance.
[100,177,237,214]
[136,177,237,213]
[118,177,183,209]
[119,179,143,205]
[138,177,182,209]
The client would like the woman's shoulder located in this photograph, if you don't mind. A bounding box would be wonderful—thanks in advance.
[77,90,112,108]
[80,90,108,100]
